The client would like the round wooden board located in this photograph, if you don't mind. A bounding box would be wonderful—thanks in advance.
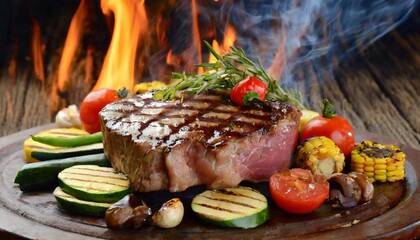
[0,124,419,239]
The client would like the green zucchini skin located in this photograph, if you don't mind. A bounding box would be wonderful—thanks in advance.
[31,143,104,161]
[58,165,130,203]
[191,186,269,229]
[53,187,111,217]
[197,207,269,229]
[31,132,102,148]
[14,153,110,192]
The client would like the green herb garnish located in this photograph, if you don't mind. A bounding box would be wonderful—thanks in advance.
[153,41,305,109]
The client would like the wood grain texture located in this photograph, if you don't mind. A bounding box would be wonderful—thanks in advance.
[289,28,420,150]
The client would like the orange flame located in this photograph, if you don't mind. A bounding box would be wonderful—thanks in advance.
[166,50,181,66]
[222,25,236,52]
[57,0,90,93]
[31,17,45,84]
[163,0,204,75]
[191,0,203,74]
[208,25,236,63]
[93,0,148,91]
[156,14,168,49]
[268,27,286,79]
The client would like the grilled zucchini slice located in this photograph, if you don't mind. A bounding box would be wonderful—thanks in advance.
[53,187,112,217]
[58,165,130,203]
[191,186,269,229]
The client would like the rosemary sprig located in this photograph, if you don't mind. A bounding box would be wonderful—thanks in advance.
[153,41,305,109]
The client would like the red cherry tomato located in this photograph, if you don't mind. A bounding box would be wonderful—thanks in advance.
[230,76,267,106]
[269,169,329,214]
[300,115,355,157]
[300,99,355,157]
[80,88,125,133]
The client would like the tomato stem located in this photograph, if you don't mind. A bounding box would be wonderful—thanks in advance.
[117,88,129,99]
[243,91,260,106]
[247,97,272,111]
[321,99,336,118]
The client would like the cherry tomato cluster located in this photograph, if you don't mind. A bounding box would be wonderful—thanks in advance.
[270,99,355,214]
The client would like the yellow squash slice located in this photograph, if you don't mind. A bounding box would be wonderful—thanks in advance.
[23,128,88,163]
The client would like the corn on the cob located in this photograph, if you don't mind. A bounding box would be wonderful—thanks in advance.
[133,81,167,94]
[295,136,345,178]
[350,141,405,183]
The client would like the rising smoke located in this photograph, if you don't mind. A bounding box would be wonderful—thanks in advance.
[216,0,418,83]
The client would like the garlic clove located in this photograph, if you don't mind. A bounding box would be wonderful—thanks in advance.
[55,104,82,129]
[152,198,184,228]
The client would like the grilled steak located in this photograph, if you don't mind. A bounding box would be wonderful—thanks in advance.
[99,91,301,192]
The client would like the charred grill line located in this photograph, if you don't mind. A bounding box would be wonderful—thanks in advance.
[60,177,128,188]
[105,93,278,149]
[200,195,258,209]
[194,203,247,215]
[162,99,264,148]
[71,167,116,173]
[161,96,227,148]
[216,189,266,202]
[62,171,127,181]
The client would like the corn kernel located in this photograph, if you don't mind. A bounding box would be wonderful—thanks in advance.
[387,165,397,171]
[134,81,168,94]
[352,163,365,169]
[364,166,374,172]
[352,156,365,164]
[375,175,387,181]
[387,176,396,182]
[395,172,405,179]
[374,169,387,175]
[364,160,375,166]
[374,158,387,164]
[374,164,387,170]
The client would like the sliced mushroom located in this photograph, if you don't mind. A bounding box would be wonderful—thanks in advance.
[105,194,152,229]
[348,172,374,202]
[152,198,184,228]
[328,173,362,208]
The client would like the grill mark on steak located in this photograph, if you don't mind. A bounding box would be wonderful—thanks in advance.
[100,91,301,192]
[101,91,294,150]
